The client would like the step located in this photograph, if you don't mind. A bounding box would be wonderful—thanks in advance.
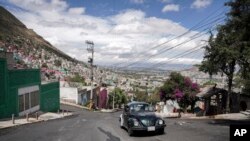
[240,111,250,116]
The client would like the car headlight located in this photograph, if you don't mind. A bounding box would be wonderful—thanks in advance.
[158,119,164,125]
[129,118,139,126]
[133,118,139,126]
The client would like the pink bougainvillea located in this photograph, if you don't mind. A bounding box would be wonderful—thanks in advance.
[191,83,199,91]
[174,88,183,99]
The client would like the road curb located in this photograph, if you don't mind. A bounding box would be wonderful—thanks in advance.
[0,113,74,130]
[99,108,122,113]
[60,101,90,110]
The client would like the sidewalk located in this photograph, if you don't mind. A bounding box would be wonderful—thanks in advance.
[100,108,121,113]
[0,112,73,129]
[188,113,250,120]
[155,112,180,118]
[155,112,250,121]
[60,101,121,113]
[60,101,89,110]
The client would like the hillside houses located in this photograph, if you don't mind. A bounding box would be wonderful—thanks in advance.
[179,66,227,88]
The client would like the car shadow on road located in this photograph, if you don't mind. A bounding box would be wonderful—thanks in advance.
[133,132,166,137]
[120,126,166,137]
[98,127,121,141]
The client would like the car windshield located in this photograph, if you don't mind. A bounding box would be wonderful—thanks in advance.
[129,103,154,113]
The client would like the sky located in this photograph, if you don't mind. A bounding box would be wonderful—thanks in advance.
[0,0,229,70]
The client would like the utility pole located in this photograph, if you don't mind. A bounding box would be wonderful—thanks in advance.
[86,40,94,110]
[113,91,115,110]
[113,79,118,110]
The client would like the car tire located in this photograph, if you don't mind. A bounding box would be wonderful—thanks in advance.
[158,128,164,135]
[128,128,134,136]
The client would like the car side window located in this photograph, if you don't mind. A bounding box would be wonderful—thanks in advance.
[130,106,135,113]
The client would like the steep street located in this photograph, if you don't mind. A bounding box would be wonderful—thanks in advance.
[0,105,230,141]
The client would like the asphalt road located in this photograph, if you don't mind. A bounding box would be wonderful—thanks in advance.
[0,105,231,141]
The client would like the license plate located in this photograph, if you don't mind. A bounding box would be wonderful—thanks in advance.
[147,126,155,131]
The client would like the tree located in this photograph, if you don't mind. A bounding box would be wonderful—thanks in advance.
[134,89,147,102]
[199,35,219,81]
[108,87,127,108]
[149,88,160,104]
[69,73,86,85]
[160,72,200,112]
[199,0,250,112]
[41,63,48,68]
[226,0,250,95]
[54,59,62,67]
[201,30,238,113]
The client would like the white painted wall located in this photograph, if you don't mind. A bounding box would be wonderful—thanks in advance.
[60,87,78,104]
[18,85,39,95]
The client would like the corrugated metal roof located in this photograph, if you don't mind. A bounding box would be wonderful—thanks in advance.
[196,86,214,98]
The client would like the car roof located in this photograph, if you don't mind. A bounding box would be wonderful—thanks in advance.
[127,101,149,106]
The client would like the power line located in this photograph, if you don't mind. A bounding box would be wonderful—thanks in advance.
[118,26,217,69]
[111,8,227,68]
[115,17,224,68]
[135,47,203,71]
[177,51,204,71]
[148,46,204,69]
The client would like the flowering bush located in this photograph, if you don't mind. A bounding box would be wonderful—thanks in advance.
[191,83,199,91]
[184,77,192,87]
[174,88,183,99]
[159,72,200,113]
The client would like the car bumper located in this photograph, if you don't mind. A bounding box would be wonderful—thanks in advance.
[130,124,166,132]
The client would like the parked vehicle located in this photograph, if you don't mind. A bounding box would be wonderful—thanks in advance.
[119,101,166,136]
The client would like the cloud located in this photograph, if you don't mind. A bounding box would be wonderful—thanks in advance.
[9,0,68,12]
[130,0,144,4]
[162,4,180,12]
[191,0,212,9]
[159,0,172,3]
[68,7,85,15]
[5,0,208,67]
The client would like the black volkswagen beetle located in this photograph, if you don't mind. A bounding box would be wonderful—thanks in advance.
[119,101,166,136]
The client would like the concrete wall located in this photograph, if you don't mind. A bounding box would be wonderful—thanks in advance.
[60,87,78,104]
[60,86,100,107]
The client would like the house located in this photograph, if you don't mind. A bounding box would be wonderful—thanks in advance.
[60,81,99,107]
[98,85,108,109]
[196,85,250,116]
[196,86,227,116]
[0,57,60,119]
